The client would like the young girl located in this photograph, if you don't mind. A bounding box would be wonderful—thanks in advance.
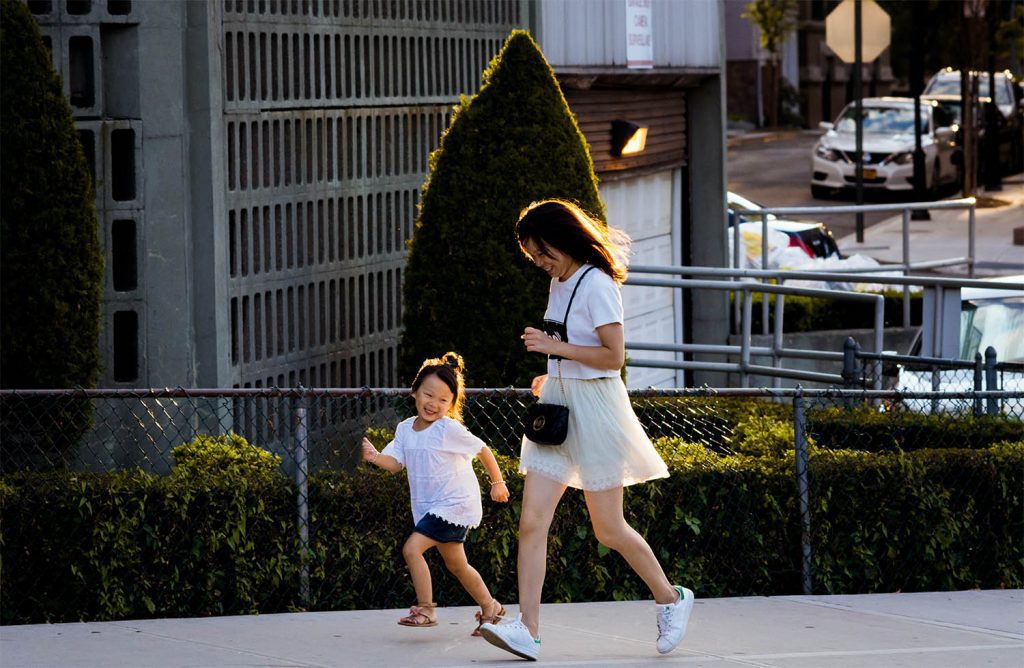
[479,200,695,661]
[362,352,510,634]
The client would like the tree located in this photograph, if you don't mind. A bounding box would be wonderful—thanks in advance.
[399,30,604,387]
[743,0,798,128]
[1,0,103,466]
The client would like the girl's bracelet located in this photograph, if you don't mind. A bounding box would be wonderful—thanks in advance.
[489,479,505,487]
[370,451,380,465]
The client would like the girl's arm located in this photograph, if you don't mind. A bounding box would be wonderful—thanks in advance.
[362,437,403,473]
[521,322,624,370]
[476,445,509,502]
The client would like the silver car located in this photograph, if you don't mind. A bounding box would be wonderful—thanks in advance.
[811,97,959,198]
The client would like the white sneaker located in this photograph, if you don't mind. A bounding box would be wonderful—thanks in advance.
[655,585,695,654]
[479,613,541,661]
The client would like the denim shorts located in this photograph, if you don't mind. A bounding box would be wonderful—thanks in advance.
[414,513,469,544]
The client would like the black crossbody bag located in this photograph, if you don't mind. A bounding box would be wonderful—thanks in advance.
[524,266,596,446]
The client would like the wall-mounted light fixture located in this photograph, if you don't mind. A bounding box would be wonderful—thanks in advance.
[611,120,648,157]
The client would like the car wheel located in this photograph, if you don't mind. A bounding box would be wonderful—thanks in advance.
[810,184,831,199]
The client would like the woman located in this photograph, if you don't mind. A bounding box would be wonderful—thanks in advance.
[479,200,694,661]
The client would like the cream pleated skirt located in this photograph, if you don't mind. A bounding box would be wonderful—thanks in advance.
[519,375,669,491]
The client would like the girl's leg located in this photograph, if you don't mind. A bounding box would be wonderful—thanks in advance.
[403,532,440,620]
[518,473,568,637]
[436,543,503,617]
[583,486,677,605]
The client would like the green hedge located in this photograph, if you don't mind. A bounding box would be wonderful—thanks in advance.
[3,437,1020,623]
[746,291,923,333]
[807,407,1024,452]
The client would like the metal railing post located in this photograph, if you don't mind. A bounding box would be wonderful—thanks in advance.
[968,203,976,278]
[902,208,911,327]
[741,289,753,387]
[294,392,310,606]
[793,387,813,595]
[973,352,984,416]
[772,291,785,389]
[985,346,999,415]
[761,212,770,336]
[841,337,860,409]
[733,219,742,335]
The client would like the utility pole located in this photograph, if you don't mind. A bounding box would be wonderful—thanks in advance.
[910,0,930,219]
[984,4,1003,191]
[854,0,864,242]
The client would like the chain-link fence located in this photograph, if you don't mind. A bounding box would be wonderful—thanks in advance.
[2,387,1022,624]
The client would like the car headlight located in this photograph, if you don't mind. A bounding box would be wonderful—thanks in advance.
[885,151,914,165]
[814,144,842,161]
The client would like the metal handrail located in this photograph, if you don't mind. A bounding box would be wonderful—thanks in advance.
[726,197,979,330]
[623,275,884,389]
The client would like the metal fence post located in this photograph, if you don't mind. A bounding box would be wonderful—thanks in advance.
[841,337,860,409]
[294,392,310,607]
[793,387,813,595]
[984,346,999,415]
[973,352,984,417]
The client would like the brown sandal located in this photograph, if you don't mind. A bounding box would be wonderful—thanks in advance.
[398,602,437,627]
[472,599,505,637]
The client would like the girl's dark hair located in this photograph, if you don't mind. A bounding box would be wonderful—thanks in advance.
[410,351,467,421]
[515,199,631,283]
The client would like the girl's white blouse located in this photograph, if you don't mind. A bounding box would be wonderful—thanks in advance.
[381,416,486,528]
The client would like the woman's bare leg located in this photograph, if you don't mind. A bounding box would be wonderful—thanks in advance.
[518,473,567,637]
[583,486,677,604]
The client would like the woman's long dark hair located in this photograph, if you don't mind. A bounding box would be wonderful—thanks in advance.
[515,199,631,283]
[410,351,466,421]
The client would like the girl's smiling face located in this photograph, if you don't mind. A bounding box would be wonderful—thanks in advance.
[523,239,580,282]
[412,373,455,423]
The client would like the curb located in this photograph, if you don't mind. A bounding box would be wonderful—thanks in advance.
[726,128,820,149]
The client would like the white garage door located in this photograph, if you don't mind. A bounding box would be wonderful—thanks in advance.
[601,169,683,388]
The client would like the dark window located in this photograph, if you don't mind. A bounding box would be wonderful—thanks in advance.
[111,220,137,291]
[28,1,53,14]
[69,36,95,108]
[112,310,138,382]
[66,0,91,15]
[110,128,136,200]
[107,0,130,14]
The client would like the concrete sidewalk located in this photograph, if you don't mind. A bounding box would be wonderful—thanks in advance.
[2,590,1021,667]
[836,175,1024,277]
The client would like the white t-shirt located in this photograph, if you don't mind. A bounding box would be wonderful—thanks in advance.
[543,264,623,379]
[380,416,486,528]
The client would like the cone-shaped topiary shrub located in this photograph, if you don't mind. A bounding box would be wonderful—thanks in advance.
[1,0,103,467]
[399,30,604,387]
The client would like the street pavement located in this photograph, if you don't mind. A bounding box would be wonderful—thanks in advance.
[2,590,1022,667]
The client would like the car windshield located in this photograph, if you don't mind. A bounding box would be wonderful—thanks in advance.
[926,75,1012,106]
[834,106,927,134]
[960,297,1024,362]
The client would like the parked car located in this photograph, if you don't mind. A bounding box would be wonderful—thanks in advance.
[922,68,1024,174]
[893,276,1024,415]
[726,191,841,269]
[811,97,959,198]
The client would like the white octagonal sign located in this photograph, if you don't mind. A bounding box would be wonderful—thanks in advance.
[826,0,891,64]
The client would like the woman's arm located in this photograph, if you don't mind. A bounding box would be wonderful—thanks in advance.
[476,445,509,502]
[521,322,625,370]
[361,437,403,473]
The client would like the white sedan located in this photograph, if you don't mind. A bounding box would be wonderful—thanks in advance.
[811,97,960,198]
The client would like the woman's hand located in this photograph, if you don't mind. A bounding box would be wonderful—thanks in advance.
[530,374,548,397]
[490,481,510,503]
[521,327,560,356]
[361,437,379,463]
